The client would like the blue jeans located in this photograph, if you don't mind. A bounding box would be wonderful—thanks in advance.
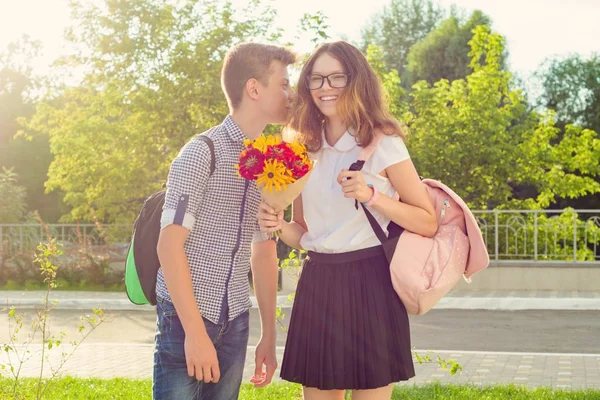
[152,297,250,400]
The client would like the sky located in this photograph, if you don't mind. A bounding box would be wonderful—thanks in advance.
[1,0,599,84]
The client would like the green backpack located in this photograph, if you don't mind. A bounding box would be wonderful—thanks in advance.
[124,135,215,305]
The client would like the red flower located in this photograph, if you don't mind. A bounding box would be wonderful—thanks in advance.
[238,148,265,180]
[265,143,295,164]
[287,155,310,179]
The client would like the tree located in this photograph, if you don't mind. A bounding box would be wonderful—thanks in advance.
[536,54,600,134]
[360,0,444,76]
[297,11,330,48]
[406,26,600,209]
[0,36,39,148]
[534,54,600,210]
[405,10,503,88]
[365,44,409,121]
[0,168,28,223]
[0,36,63,222]
[26,0,285,223]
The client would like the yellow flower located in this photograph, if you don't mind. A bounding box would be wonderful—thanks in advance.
[302,154,313,166]
[252,134,281,153]
[288,140,308,157]
[256,159,295,192]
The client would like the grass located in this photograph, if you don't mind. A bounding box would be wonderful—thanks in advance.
[0,377,149,400]
[0,280,125,292]
[0,378,599,399]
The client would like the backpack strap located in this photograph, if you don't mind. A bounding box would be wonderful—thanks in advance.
[197,135,216,176]
[160,135,215,190]
[361,202,388,243]
[358,134,383,162]
[349,133,390,244]
[348,134,384,209]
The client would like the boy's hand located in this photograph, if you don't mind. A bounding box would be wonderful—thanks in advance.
[251,337,277,387]
[185,331,220,383]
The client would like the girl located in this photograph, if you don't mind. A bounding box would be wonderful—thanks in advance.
[257,41,437,400]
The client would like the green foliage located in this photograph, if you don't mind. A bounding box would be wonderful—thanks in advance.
[536,54,600,209]
[0,36,60,221]
[27,0,283,223]
[536,54,600,133]
[298,11,330,47]
[360,0,444,75]
[534,54,600,210]
[4,134,63,222]
[365,44,410,121]
[405,10,502,86]
[1,237,106,399]
[413,351,462,375]
[406,26,600,209]
[0,168,28,223]
[15,0,600,228]
[517,117,600,208]
[477,209,600,262]
[0,35,39,147]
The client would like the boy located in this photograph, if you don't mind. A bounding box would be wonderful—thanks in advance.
[153,43,296,400]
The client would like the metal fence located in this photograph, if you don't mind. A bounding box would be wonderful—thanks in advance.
[0,224,131,262]
[1,209,599,263]
[473,210,599,262]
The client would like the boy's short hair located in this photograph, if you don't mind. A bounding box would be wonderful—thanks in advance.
[221,43,296,110]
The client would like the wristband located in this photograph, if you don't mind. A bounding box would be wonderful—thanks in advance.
[362,184,379,207]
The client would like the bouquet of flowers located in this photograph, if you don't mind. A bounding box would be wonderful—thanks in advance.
[236,134,313,212]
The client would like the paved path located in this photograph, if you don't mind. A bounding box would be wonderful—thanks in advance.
[2,289,600,390]
[3,289,600,311]
[1,343,599,390]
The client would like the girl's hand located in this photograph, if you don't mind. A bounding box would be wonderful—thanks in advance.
[337,169,373,204]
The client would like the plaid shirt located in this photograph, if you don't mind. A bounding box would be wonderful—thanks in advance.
[156,116,268,324]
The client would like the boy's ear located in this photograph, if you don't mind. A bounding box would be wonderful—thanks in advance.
[246,78,260,101]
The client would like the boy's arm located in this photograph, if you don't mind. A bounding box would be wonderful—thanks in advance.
[157,225,206,334]
[249,237,279,387]
[157,225,220,384]
[157,138,219,383]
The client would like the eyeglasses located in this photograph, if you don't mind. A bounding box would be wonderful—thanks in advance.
[306,73,350,90]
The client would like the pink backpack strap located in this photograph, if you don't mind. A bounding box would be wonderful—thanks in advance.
[358,133,384,162]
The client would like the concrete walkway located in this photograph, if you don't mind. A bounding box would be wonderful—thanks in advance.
[2,289,600,311]
[2,289,599,390]
[1,343,598,390]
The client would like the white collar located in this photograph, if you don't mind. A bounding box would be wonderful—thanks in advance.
[321,129,358,152]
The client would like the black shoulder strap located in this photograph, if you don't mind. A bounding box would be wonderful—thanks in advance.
[161,135,215,190]
[349,159,388,244]
[351,135,411,245]
[361,203,388,244]
[197,135,216,176]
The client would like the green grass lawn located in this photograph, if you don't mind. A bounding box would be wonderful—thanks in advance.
[0,281,125,292]
[1,377,599,399]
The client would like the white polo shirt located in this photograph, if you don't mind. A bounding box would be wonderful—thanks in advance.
[300,130,410,253]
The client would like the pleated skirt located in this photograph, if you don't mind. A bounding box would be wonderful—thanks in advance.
[280,245,415,390]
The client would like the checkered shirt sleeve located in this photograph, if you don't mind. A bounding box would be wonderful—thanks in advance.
[160,137,212,231]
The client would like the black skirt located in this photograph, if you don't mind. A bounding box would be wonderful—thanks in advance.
[280,245,415,390]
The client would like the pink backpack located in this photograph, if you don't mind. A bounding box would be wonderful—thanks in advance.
[355,135,490,315]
